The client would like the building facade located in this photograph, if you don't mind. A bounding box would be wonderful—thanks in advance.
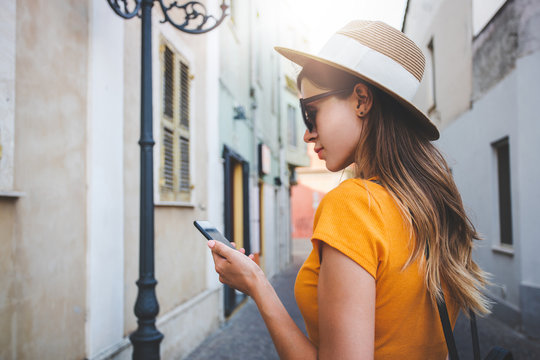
[404,0,540,338]
[0,0,307,358]
[217,0,309,316]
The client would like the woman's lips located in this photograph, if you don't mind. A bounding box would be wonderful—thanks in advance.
[314,147,323,159]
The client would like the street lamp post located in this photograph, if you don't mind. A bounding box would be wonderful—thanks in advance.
[106,1,228,359]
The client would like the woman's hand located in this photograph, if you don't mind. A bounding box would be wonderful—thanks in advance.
[209,240,317,360]
[208,240,266,296]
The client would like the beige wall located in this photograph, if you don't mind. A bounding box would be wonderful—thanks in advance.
[2,0,226,357]
[2,1,89,358]
[123,16,142,337]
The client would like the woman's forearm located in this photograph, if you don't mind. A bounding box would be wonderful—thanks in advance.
[250,274,317,360]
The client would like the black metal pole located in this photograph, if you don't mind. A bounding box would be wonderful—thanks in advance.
[129,0,164,358]
[106,1,228,358]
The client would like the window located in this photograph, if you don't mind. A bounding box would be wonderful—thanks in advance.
[159,42,192,202]
[493,137,513,246]
[287,104,297,147]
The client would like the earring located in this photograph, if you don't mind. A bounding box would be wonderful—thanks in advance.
[360,111,364,115]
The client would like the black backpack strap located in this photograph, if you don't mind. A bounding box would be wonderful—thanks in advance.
[437,297,482,360]
[436,294,460,360]
[470,310,481,360]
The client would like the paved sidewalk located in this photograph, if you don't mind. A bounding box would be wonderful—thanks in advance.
[453,311,540,359]
[183,259,306,360]
[184,238,540,359]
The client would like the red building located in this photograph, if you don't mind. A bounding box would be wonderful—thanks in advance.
[291,183,325,239]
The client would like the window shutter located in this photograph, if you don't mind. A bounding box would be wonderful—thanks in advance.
[180,61,190,129]
[160,41,192,203]
[179,136,190,192]
[163,46,174,118]
[162,127,174,192]
[287,105,297,147]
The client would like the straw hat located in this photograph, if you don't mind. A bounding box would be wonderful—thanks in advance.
[275,20,439,140]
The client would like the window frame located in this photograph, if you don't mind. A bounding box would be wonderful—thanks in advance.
[287,104,297,148]
[156,39,195,206]
[491,136,514,255]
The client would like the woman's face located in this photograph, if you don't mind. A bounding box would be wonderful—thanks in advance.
[301,78,365,172]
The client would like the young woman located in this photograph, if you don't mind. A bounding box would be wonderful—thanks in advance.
[207,20,490,359]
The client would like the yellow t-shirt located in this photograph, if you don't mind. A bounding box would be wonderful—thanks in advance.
[295,178,458,359]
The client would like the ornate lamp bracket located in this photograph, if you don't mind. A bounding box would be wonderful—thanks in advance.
[107,0,229,34]
[107,0,142,19]
[158,1,229,34]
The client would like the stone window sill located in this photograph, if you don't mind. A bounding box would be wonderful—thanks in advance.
[154,201,195,208]
[492,245,514,257]
[0,190,25,199]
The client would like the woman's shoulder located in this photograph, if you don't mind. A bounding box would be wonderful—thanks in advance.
[315,178,395,226]
[324,177,393,208]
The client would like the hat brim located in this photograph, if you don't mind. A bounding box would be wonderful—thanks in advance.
[274,46,439,141]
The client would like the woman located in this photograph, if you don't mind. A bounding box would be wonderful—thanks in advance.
[207,20,490,359]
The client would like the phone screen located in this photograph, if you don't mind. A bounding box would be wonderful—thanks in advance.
[193,220,235,249]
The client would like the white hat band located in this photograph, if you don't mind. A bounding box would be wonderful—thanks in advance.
[318,34,420,101]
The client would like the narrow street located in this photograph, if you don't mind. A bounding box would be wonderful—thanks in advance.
[184,238,540,359]
[183,256,307,359]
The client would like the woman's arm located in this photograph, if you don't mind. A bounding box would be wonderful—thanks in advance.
[208,240,317,360]
[250,270,318,359]
[208,240,375,360]
[318,242,375,360]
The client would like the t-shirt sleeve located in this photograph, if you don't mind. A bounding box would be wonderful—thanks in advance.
[311,181,387,279]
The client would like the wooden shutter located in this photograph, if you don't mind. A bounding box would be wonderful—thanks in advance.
[179,136,190,193]
[162,127,174,192]
[159,41,192,202]
[178,61,191,199]
[180,61,190,129]
[163,46,174,118]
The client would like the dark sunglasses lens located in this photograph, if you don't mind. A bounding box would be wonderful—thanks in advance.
[299,100,313,132]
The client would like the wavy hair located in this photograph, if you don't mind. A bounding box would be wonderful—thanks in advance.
[298,62,490,315]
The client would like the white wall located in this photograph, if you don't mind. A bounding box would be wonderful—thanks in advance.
[437,63,521,308]
[515,51,540,287]
[473,0,507,36]
[264,184,277,277]
[86,0,125,357]
[205,27,223,291]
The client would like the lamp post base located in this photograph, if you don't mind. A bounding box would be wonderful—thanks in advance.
[130,330,164,360]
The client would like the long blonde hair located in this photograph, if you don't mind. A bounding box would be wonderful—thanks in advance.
[298,63,490,315]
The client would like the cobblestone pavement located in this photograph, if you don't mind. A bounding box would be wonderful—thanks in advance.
[183,258,306,360]
[184,239,540,359]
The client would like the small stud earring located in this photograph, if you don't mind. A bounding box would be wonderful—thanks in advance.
[360,111,364,115]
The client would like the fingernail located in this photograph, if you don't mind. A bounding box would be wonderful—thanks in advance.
[208,240,215,248]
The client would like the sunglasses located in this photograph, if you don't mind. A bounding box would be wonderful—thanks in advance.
[299,88,351,132]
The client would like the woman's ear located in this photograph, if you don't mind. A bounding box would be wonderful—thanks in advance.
[354,83,373,118]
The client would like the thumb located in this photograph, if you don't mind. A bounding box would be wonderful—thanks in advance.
[208,240,231,258]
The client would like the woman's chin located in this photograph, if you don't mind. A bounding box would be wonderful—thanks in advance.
[325,162,346,173]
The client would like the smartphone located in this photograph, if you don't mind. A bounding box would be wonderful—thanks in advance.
[193,220,236,249]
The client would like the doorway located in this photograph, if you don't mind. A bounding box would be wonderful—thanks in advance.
[222,145,250,316]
